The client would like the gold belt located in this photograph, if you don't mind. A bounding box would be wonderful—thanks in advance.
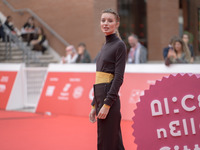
[95,71,114,84]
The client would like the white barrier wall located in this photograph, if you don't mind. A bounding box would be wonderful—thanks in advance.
[45,63,200,73]
[0,63,26,110]
[0,63,199,118]
[36,64,200,120]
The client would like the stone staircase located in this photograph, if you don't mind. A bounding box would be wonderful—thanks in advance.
[0,40,59,67]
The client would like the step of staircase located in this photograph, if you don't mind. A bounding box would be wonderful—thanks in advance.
[0,40,60,66]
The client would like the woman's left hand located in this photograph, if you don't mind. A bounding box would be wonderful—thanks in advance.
[97,105,110,119]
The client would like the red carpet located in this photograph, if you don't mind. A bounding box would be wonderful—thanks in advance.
[0,110,137,150]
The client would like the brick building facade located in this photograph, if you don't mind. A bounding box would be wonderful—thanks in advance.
[0,0,199,61]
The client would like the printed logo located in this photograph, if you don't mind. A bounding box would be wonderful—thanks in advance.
[73,86,84,99]
[0,84,6,93]
[129,89,144,103]
[58,83,71,100]
[49,77,59,82]
[0,76,9,82]
[45,86,55,97]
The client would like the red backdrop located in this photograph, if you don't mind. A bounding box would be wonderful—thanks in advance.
[36,72,170,120]
[0,71,17,109]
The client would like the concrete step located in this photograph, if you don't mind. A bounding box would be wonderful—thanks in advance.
[0,50,23,56]
[27,81,44,85]
[27,58,58,64]
[30,52,53,59]
[0,55,24,60]
[0,60,24,63]
[39,55,54,60]
[0,41,60,67]
[0,47,24,52]
[26,74,46,79]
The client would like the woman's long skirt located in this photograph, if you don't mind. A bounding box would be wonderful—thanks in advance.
[94,83,125,150]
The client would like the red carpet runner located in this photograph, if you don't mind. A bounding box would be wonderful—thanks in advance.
[0,110,136,150]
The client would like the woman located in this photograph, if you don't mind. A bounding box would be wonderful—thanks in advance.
[89,8,126,150]
[61,45,78,64]
[76,42,91,63]
[4,16,15,33]
[21,16,35,42]
[30,27,48,54]
[165,38,191,66]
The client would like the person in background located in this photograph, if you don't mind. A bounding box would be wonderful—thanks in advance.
[4,16,16,34]
[2,16,22,43]
[60,45,78,64]
[182,33,194,63]
[163,36,178,59]
[127,34,147,63]
[30,27,48,54]
[21,16,36,42]
[165,38,191,66]
[0,20,5,41]
[76,42,91,63]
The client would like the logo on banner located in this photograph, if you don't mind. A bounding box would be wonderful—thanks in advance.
[0,76,9,82]
[133,74,200,150]
[49,77,59,82]
[0,84,6,93]
[147,79,156,85]
[45,86,55,97]
[73,86,84,99]
[129,89,144,103]
[58,83,71,100]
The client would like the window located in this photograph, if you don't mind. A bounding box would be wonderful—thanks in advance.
[117,0,147,47]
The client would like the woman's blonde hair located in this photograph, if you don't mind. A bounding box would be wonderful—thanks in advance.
[102,8,121,40]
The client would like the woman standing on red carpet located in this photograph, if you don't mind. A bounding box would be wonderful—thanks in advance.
[89,8,126,150]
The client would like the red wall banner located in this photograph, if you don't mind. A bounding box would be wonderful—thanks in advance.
[0,71,17,109]
[36,72,95,117]
[121,73,170,120]
[36,71,170,120]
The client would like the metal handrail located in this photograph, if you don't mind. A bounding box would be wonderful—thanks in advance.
[2,24,33,63]
[2,0,70,47]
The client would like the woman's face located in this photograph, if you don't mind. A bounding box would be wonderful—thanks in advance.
[37,28,42,34]
[28,18,33,24]
[78,46,85,54]
[182,34,189,44]
[100,13,119,36]
[174,42,182,52]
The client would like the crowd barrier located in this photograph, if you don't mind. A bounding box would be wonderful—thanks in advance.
[0,63,26,110]
[0,63,199,120]
[36,64,200,120]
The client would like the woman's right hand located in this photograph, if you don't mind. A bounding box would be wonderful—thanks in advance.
[89,108,96,123]
[167,49,176,58]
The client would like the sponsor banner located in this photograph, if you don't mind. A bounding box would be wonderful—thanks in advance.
[0,71,17,109]
[36,72,95,117]
[121,73,170,120]
[36,71,169,120]
[133,74,200,149]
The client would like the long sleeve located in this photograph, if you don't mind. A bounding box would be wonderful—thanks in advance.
[104,43,127,106]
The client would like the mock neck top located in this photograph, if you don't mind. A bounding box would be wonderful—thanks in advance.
[105,33,118,43]
[93,33,127,106]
